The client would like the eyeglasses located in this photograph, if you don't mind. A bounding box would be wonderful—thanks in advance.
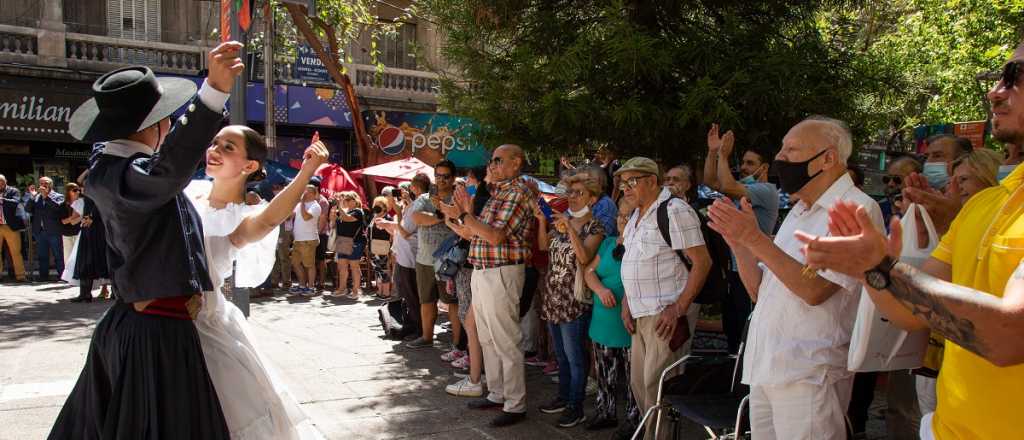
[618,175,652,191]
[882,175,902,185]
[1001,60,1022,89]
[566,189,585,198]
[435,173,453,180]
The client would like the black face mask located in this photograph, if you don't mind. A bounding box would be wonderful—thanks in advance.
[772,149,828,195]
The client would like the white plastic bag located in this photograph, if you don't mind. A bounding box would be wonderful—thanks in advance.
[848,204,932,372]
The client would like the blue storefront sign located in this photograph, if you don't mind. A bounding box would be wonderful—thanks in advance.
[293,44,331,83]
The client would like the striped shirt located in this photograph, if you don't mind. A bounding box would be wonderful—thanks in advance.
[621,188,705,318]
[468,177,533,268]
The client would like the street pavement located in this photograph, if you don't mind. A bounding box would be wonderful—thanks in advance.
[0,281,889,439]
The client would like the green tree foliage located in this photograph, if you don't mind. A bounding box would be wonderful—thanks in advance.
[824,0,1024,131]
[419,0,904,163]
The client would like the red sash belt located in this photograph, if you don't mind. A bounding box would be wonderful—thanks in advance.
[136,295,202,320]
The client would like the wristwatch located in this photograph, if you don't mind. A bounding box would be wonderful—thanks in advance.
[864,256,898,290]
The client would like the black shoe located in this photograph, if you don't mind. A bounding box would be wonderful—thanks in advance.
[467,398,503,410]
[490,411,526,427]
[556,407,586,428]
[68,296,92,303]
[538,397,567,414]
[585,415,617,430]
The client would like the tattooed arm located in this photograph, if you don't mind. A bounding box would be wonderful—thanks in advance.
[797,201,1024,367]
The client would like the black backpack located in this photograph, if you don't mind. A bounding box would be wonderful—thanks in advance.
[654,196,731,305]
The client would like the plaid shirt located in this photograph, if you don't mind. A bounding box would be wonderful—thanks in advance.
[468,177,533,268]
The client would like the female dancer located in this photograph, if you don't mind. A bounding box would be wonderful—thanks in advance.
[62,179,111,302]
[184,125,328,439]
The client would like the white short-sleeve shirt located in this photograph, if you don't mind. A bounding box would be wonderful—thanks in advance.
[742,173,884,387]
[291,201,322,242]
[621,188,705,318]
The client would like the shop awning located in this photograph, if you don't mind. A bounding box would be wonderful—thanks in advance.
[315,163,367,204]
[350,157,434,186]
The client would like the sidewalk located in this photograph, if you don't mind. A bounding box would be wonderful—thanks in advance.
[0,281,888,439]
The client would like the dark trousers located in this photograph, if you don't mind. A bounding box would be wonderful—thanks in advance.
[35,231,63,280]
[394,264,421,337]
[847,372,877,434]
[723,270,752,354]
[78,278,94,300]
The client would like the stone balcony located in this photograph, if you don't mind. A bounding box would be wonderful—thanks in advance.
[0,24,439,108]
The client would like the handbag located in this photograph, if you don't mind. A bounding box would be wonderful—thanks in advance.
[848,203,933,372]
[335,236,355,256]
[573,264,592,304]
[371,238,390,256]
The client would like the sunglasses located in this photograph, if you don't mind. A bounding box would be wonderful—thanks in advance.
[618,175,652,191]
[566,189,585,198]
[435,173,453,180]
[489,157,504,165]
[1001,60,1022,90]
[882,175,902,185]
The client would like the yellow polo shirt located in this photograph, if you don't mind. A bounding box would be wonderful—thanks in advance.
[929,164,1024,439]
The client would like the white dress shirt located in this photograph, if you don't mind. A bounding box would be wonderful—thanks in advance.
[622,188,705,318]
[742,173,884,387]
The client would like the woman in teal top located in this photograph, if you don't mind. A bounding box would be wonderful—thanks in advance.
[583,200,639,431]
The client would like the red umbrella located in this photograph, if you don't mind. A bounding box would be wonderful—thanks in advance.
[349,157,434,186]
[315,163,367,206]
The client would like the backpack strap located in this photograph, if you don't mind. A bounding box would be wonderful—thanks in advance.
[656,196,688,264]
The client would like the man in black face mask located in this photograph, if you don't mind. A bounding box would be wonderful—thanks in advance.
[706,116,885,439]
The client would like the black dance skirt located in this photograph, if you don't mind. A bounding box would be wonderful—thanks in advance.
[73,225,109,281]
[48,301,230,440]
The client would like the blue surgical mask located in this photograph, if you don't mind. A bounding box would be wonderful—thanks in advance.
[922,162,949,189]
[465,185,477,196]
[739,175,756,185]
[997,164,1018,181]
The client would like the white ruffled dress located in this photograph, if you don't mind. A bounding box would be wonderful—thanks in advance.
[185,181,324,440]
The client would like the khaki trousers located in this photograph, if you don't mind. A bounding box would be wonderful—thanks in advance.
[471,264,526,413]
[0,225,25,279]
[630,304,699,439]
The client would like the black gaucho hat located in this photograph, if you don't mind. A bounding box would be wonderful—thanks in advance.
[69,66,197,142]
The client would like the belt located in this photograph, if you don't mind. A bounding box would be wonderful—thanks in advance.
[135,295,202,320]
[473,260,524,270]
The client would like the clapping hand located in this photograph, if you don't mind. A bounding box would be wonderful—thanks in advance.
[794,201,901,278]
[707,123,734,154]
[454,185,473,213]
[902,172,961,234]
[707,197,761,248]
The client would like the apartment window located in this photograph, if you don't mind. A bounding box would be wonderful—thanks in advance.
[353,23,418,70]
[107,0,161,42]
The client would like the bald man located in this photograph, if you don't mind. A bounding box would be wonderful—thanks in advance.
[439,144,535,427]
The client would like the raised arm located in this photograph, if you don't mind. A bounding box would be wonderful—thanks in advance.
[714,130,750,200]
[229,142,328,247]
[119,42,243,212]
[704,124,722,189]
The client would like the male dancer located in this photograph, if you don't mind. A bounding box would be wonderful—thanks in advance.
[49,42,244,439]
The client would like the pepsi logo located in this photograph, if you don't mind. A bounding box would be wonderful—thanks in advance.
[378,126,405,155]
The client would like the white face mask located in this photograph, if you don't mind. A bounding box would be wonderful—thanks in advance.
[568,205,590,218]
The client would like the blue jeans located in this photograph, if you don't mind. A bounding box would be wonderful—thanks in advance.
[35,231,63,279]
[549,311,591,408]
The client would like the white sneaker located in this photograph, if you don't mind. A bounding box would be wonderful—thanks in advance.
[445,377,484,397]
[441,349,466,362]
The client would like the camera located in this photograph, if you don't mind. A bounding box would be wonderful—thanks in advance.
[391,188,402,198]
[373,206,383,214]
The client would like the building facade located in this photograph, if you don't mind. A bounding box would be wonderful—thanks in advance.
[0,0,446,189]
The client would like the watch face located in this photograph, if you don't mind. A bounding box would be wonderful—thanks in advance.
[866,270,887,289]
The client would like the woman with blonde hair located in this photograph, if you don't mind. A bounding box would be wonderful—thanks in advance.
[950,149,1003,203]
[331,190,367,298]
